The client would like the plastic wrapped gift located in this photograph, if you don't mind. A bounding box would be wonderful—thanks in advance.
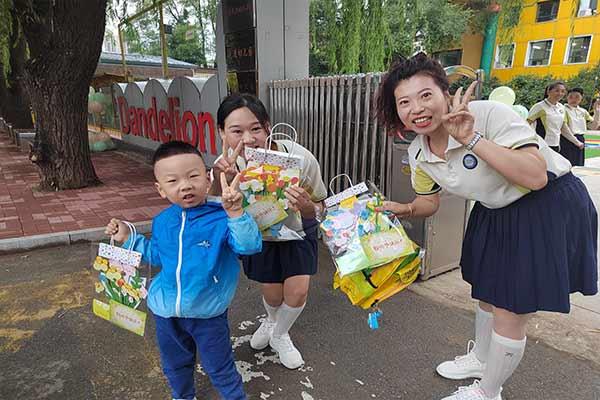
[320,178,416,277]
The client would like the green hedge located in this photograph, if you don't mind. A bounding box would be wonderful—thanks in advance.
[449,65,600,110]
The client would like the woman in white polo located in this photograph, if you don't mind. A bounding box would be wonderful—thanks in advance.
[375,53,597,400]
[527,81,583,153]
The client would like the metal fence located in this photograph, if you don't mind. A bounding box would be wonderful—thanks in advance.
[269,73,393,197]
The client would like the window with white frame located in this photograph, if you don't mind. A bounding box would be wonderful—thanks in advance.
[495,44,515,69]
[577,0,598,17]
[526,40,553,66]
[565,35,592,64]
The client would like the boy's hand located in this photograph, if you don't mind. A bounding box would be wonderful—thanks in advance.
[221,172,243,218]
[104,218,130,243]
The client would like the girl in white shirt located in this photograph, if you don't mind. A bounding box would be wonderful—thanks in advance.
[375,53,597,400]
[527,82,583,153]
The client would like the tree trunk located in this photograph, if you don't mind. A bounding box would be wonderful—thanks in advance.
[15,0,107,190]
[0,8,32,129]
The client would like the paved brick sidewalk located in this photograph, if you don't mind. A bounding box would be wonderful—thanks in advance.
[0,133,169,240]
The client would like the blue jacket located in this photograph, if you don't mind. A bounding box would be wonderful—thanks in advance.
[124,200,262,319]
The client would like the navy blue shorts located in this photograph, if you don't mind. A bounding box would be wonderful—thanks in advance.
[461,172,598,314]
[241,219,319,283]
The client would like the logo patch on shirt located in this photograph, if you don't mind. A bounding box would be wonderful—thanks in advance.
[197,240,211,248]
[462,154,478,170]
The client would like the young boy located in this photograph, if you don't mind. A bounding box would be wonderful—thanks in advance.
[104,141,262,400]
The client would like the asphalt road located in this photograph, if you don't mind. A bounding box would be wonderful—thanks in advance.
[0,242,598,400]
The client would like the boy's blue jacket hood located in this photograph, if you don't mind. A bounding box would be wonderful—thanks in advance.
[124,200,262,319]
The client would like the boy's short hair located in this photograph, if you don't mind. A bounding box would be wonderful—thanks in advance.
[152,141,204,166]
[568,87,584,96]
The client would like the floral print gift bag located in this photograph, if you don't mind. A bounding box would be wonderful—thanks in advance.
[241,123,304,238]
[92,221,150,336]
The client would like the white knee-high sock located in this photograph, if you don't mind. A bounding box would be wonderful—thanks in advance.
[273,302,305,337]
[474,305,494,363]
[263,297,280,323]
[480,331,526,398]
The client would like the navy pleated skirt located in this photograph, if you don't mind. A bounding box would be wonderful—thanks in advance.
[559,134,585,167]
[461,172,598,314]
[241,219,319,283]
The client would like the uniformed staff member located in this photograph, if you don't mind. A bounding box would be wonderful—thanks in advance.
[527,81,583,153]
[562,87,600,166]
[375,53,598,400]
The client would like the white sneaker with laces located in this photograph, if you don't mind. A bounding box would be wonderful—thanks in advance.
[437,340,486,380]
[441,380,502,400]
[250,319,275,350]
[269,334,304,369]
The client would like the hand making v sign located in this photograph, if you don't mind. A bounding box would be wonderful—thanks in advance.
[442,81,478,146]
[220,172,244,219]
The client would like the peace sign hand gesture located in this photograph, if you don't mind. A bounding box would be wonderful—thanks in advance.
[220,172,244,218]
[442,81,478,145]
[214,138,244,183]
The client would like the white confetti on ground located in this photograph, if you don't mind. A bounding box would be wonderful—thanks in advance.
[330,361,336,366]
[231,334,252,349]
[256,313,267,320]
[355,379,365,386]
[238,320,256,330]
[301,391,315,400]
[255,351,281,366]
[371,394,377,398]
[235,360,271,383]
[300,376,314,389]
[260,391,275,399]
[298,365,314,373]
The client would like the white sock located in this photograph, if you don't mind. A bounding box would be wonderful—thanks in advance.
[263,297,280,323]
[480,331,526,398]
[474,305,494,363]
[273,302,305,337]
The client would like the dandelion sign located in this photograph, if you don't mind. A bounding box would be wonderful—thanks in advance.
[92,226,149,336]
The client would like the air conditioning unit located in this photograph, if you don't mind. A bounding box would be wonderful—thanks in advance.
[578,8,593,17]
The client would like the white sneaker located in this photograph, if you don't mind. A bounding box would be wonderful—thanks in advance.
[250,319,275,350]
[269,334,304,369]
[441,380,502,400]
[437,340,486,380]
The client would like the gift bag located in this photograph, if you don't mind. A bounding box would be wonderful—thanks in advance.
[320,176,416,277]
[92,221,149,336]
[240,123,305,239]
[333,249,421,309]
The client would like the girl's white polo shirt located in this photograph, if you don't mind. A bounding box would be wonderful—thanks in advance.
[528,99,567,147]
[407,101,571,209]
[565,104,593,135]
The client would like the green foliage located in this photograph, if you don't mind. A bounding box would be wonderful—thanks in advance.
[168,23,206,66]
[309,0,339,75]
[0,0,14,82]
[339,0,362,74]
[418,0,474,54]
[361,0,389,72]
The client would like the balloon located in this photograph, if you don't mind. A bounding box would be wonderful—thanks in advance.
[88,101,104,114]
[512,105,528,120]
[489,86,516,106]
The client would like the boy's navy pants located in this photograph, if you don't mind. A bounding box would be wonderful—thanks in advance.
[154,311,246,400]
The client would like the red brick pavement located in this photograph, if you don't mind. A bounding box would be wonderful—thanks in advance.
[0,133,169,240]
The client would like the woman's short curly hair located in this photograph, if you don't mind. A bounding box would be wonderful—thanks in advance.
[375,52,449,133]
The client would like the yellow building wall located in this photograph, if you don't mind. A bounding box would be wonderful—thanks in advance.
[491,0,600,82]
[461,33,484,69]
